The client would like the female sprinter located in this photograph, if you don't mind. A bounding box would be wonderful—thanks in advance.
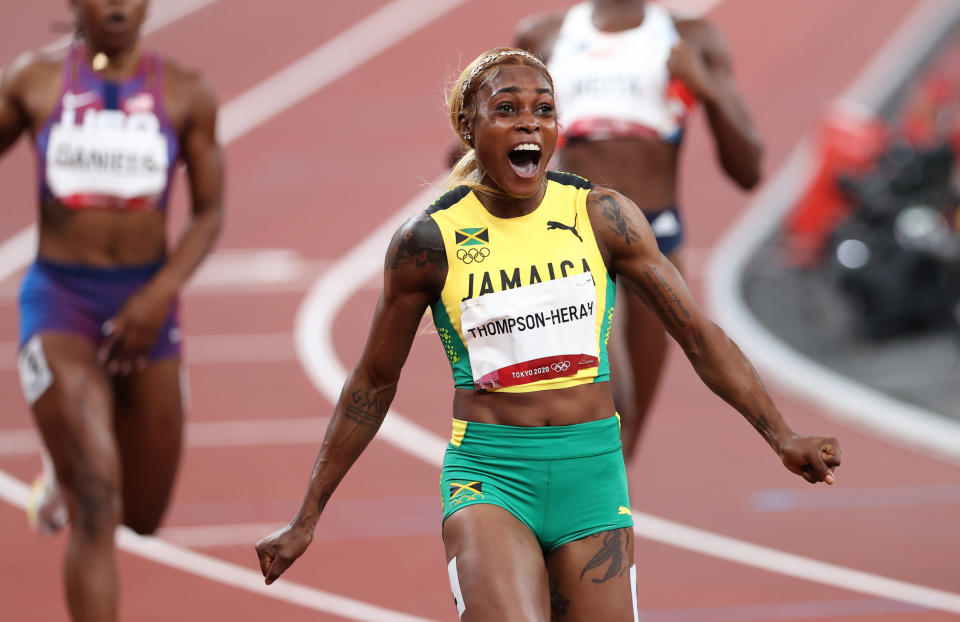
[0,0,223,619]
[517,0,764,460]
[256,48,836,621]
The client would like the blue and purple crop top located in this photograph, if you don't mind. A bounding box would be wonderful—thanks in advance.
[34,44,180,211]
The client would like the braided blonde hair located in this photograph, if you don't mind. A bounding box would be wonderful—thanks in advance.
[446,47,553,195]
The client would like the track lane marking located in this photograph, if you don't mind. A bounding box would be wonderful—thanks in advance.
[0,416,333,457]
[0,469,438,622]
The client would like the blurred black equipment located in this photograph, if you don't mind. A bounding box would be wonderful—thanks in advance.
[827,141,960,340]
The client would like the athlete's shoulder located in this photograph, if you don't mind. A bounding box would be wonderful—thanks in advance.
[1,49,62,92]
[515,10,567,60]
[673,16,728,59]
[585,184,637,217]
[161,56,217,102]
[426,185,472,215]
[159,55,218,131]
[548,170,592,190]
[386,210,447,295]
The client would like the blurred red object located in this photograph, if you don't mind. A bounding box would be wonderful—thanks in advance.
[784,103,888,266]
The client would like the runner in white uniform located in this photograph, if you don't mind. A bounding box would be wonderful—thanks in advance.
[517,0,764,461]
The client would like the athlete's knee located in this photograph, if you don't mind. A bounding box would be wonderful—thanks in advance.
[69,474,121,540]
[123,512,162,536]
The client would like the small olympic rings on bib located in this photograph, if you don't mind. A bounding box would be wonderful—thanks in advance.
[457,247,491,264]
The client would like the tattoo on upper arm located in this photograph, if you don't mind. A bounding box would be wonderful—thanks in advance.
[643,265,692,331]
[579,528,631,584]
[598,195,640,246]
[388,221,446,271]
[344,389,388,428]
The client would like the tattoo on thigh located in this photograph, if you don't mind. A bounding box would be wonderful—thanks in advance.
[579,528,631,584]
[550,579,570,621]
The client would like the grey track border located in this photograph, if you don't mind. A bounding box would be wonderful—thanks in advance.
[706,0,960,466]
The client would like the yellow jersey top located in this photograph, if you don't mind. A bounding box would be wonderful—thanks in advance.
[428,171,615,393]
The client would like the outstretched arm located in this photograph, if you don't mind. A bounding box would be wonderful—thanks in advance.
[255,212,447,584]
[589,187,839,482]
[671,18,763,189]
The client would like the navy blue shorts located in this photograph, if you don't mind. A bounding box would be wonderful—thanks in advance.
[644,205,684,256]
[18,259,181,360]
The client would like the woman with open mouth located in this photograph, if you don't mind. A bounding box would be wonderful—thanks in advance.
[256,47,836,621]
[0,1,224,619]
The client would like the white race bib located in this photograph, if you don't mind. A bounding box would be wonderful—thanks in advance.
[46,104,169,202]
[459,272,599,389]
[18,336,53,405]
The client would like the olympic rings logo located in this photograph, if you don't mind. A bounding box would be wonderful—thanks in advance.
[551,361,571,373]
[457,247,491,264]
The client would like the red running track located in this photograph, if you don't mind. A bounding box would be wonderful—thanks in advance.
[1,1,958,620]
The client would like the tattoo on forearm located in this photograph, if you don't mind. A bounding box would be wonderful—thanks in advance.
[388,225,446,270]
[598,195,640,246]
[316,492,331,515]
[550,579,570,621]
[753,414,777,447]
[643,265,692,330]
[344,389,388,428]
[579,528,630,584]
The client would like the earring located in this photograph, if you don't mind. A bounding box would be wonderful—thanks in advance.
[464,132,472,141]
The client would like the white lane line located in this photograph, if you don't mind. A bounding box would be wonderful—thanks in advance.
[0,416,331,458]
[0,228,36,288]
[295,180,450,467]
[190,249,308,287]
[0,249,330,300]
[0,332,298,371]
[216,0,468,145]
[0,0,469,288]
[159,522,286,548]
[0,0,466,619]
[706,0,960,466]
[0,470,438,622]
[0,0,221,73]
[632,513,960,614]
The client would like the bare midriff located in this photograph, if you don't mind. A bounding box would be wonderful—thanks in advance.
[452,381,616,427]
[37,200,167,266]
[558,136,680,212]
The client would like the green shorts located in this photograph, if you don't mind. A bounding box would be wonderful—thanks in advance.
[440,414,633,552]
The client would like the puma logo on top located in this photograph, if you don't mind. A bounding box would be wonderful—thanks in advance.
[546,214,583,242]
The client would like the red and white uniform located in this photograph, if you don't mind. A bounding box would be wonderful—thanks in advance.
[548,2,696,144]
